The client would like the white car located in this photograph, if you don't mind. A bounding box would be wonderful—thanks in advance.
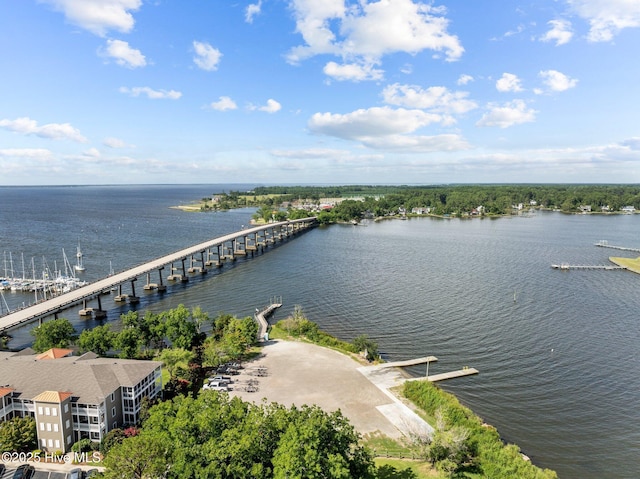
[203,381,229,391]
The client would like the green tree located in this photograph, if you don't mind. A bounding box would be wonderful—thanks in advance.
[272,406,375,479]
[77,324,115,356]
[30,318,75,352]
[102,434,169,479]
[162,305,199,350]
[353,334,379,362]
[114,327,142,359]
[103,392,376,479]
[0,417,37,453]
[158,348,195,378]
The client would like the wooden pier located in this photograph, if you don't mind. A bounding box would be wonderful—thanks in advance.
[551,263,625,270]
[594,240,640,253]
[255,299,282,341]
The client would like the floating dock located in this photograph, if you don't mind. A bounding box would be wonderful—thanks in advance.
[426,367,479,382]
[376,356,438,368]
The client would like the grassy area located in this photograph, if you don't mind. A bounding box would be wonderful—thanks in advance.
[375,458,439,478]
[609,256,640,273]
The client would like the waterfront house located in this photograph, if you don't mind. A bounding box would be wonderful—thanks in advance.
[0,348,162,452]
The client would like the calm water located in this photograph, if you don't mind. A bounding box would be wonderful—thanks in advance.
[1,185,639,479]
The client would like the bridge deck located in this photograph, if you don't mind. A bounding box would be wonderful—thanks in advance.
[0,219,315,333]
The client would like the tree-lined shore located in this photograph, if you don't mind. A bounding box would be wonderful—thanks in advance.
[176,185,640,222]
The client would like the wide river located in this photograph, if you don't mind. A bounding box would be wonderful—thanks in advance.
[1,185,639,478]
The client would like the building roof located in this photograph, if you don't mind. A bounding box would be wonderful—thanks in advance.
[32,391,74,403]
[0,350,161,404]
[36,348,74,360]
[0,387,14,398]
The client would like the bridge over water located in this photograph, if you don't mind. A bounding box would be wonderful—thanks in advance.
[0,218,317,333]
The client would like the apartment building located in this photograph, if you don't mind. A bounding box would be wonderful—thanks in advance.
[0,348,162,452]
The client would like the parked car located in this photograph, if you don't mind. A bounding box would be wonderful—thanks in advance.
[68,468,82,479]
[210,375,231,384]
[203,381,229,391]
[12,464,34,479]
[83,468,99,478]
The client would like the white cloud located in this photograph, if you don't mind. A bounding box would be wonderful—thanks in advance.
[538,70,578,92]
[457,74,474,85]
[323,61,383,81]
[119,86,182,99]
[0,148,54,160]
[101,39,146,68]
[360,133,469,152]
[382,84,477,116]
[540,19,573,45]
[270,148,352,159]
[306,105,469,151]
[496,73,524,92]
[193,41,222,71]
[0,117,88,142]
[287,0,463,76]
[209,96,238,111]
[476,100,537,128]
[309,106,441,139]
[39,0,142,37]
[103,137,131,148]
[245,0,262,23]
[257,99,282,113]
[567,0,640,42]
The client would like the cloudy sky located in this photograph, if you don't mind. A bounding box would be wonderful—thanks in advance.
[1,0,639,185]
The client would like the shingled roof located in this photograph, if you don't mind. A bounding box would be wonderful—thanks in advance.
[0,350,161,404]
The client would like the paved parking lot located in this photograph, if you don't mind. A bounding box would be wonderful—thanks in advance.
[227,339,432,439]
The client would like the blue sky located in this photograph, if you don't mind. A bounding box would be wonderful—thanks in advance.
[1,0,639,185]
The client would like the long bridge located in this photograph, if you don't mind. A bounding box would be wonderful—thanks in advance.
[0,218,317,333]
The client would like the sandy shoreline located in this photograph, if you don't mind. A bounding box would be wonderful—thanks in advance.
[228,339,433,440]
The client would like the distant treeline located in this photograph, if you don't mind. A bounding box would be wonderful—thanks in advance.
[246,184,640,217]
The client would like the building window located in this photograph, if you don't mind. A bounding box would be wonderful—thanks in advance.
[110,392,115,402]
[53,424,58,432]
[48,439,53,448]
[52,407,57,416]
[67,435,72,445]
[41,439,46,448]
[64,404,69,414]
[111,407,116,418]
[66,419,70,428]
[55,440,60,449]
[46,423,51,432]
[38,407,43,415]
[39,422,45,431]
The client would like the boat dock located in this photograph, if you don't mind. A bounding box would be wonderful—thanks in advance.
[376,356,438,368]
[255,298,282,341]
[594,240,640,253]
[409,367,480,382]
[551,263,626,270]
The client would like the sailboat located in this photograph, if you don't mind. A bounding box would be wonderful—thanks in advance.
[74,243,86,272]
